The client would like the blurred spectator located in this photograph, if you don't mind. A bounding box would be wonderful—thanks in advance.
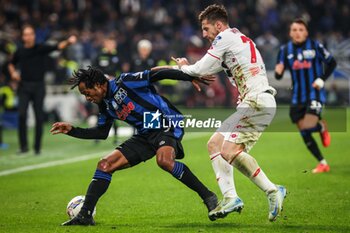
[255,31,280,70]
[0,0,347,109]
[7,24,77,155]
[131,39,155,71]
[93,35,128,78]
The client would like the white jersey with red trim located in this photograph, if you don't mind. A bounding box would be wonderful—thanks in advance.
[181,28,275,99]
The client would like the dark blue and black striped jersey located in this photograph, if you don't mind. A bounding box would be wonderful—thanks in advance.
[277,38,334,105]
[97,70,186,139]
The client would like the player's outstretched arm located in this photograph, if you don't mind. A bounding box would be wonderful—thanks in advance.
[58,35,77,50]
[149,69,215,91]
[150,56,189,71]
[51,120,113,139]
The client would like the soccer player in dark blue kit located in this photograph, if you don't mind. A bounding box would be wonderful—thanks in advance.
[275,18,337,173]
[50,67,218,225]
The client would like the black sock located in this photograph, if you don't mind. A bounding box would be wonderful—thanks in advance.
[301,130,324,161]
[172,161,212,200]
[308,123,322,133]
[80,170,111,217]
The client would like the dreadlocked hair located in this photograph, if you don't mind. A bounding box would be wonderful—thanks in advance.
[69,66,107,90]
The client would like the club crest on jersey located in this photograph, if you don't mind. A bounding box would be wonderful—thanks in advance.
[212,35,222,45]
[114,88,127,104]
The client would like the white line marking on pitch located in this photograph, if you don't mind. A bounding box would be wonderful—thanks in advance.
[0,151,108,177]
[0,133,210,177]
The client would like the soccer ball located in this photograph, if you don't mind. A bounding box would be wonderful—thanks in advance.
[66,195,96,219]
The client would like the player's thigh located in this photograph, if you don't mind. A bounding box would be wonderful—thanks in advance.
[297,113,319,129]
[116,134,156,166]
[149,130,185,160]
[98,149,131,173]
[289,105,306,124]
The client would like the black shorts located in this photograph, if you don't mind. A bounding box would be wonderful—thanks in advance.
[116,129,185,166]
[289,101,323,123]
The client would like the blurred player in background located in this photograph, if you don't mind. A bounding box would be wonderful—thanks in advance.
[93,35,129,144]
[275,18,337,173]
[161,4,286,222]
[7,24,76,155]
[51,67,218,225]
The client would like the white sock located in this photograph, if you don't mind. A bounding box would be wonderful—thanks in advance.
[250,168,277,194]
[230,151,276,194]
[320,159,327,165]
[210,152,237,198]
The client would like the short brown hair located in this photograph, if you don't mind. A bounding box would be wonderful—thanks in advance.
[291,18,309,30]
[198,4,228,24]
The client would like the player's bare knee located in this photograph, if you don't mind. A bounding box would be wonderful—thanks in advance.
[207,139,220,154]
[156,154,174,172]
[97,159,113,173]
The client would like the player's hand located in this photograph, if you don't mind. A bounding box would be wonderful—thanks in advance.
[50,122,73,135]
[171,56,189,68]
[11,71,21,82]
[191,76,216,92]
[312,78,324,90]
[275,63,284,75]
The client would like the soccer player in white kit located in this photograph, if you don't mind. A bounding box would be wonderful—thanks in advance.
[168,4,286,221]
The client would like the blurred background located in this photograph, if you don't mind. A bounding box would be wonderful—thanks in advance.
[0,0,349,131]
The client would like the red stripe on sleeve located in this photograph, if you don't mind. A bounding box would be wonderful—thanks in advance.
[207,52,220,60]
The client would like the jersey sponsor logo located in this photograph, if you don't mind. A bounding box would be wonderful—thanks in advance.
[114,88,128,104]
[159,140,165,146]
[302,49,316,59]
[287,54,294,59]
[143,110,162,129]
[292,60,312,70]
[116,102,135,120]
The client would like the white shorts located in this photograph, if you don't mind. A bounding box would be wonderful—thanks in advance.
[217,92,276,152]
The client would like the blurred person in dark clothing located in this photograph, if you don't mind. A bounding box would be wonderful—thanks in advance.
[93,35,129,78]
[8,24,77,155]
[131,39,155,72]
[93,35,129,144]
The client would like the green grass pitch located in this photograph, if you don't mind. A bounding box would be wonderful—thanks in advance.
[0,108,349,233]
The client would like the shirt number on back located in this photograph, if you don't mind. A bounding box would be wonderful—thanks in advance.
[241,36,257,63]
